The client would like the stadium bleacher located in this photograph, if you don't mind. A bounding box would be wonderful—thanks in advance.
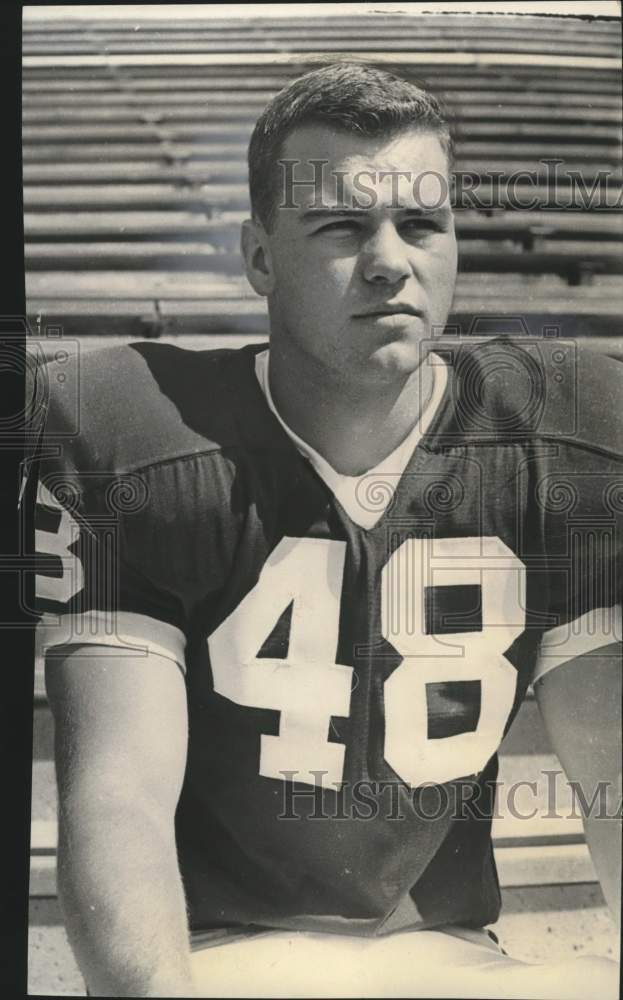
[24,10,621,995]
[23,12,622,352]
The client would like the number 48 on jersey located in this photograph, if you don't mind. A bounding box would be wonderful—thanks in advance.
[209,535,525,789]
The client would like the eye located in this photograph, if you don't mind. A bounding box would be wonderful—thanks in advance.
[316,220,361,234]
[400,218,442,236]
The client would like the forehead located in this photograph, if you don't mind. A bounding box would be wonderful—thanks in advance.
[279,124,450,212]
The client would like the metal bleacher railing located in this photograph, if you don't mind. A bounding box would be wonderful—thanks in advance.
[25,11,621,994]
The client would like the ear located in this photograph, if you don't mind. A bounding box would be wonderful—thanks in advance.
[241,218,275,297]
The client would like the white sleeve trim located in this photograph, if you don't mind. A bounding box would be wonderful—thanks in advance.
[36,609,187,674]
[533,604,622,684]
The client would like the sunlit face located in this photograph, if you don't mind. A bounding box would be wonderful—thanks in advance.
[245,124,458,385]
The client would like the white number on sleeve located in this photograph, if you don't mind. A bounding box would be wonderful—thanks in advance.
[35,481,84,604]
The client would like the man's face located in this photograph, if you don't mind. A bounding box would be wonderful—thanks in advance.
[261,124,457,383]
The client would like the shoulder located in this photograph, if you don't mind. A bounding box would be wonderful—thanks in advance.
[559,343,623,458]
[43,341,263,476]
[440,337,623,457]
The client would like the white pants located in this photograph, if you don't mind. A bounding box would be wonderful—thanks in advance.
[190,925,619,999]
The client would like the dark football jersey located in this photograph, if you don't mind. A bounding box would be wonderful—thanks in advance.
[33,337,623,937]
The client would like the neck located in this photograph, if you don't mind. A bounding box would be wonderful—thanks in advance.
[266,338,435,476]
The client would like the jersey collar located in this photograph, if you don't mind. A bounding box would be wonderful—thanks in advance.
[254,349,449,529]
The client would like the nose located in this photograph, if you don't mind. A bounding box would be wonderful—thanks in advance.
[360,221,412,285]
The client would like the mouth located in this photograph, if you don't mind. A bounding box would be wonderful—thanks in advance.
[353,304,424,319]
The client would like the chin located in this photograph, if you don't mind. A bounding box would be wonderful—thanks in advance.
[366,338,426,377]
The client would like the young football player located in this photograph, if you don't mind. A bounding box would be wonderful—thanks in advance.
[35,63,621,998]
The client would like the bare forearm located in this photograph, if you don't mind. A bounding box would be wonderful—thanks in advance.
[585,804,622,930]
[535,650,622,933]
[58,803,195,997]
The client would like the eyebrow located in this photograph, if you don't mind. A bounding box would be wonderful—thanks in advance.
[300,208,369,222]
[300,205,451,222]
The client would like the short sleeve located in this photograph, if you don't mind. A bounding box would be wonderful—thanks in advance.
[34,383,188,674]
[533,603,622,684]
[532,446,623,684]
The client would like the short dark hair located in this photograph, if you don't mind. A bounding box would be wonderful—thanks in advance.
[248,62,453,231]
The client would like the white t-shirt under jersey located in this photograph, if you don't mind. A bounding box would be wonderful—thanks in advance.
[255,350,448,530]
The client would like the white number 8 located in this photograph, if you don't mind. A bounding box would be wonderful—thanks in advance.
[383,536,524,787]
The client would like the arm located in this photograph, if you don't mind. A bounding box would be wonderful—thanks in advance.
[535,642,622,929]
[46,645,195,997]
